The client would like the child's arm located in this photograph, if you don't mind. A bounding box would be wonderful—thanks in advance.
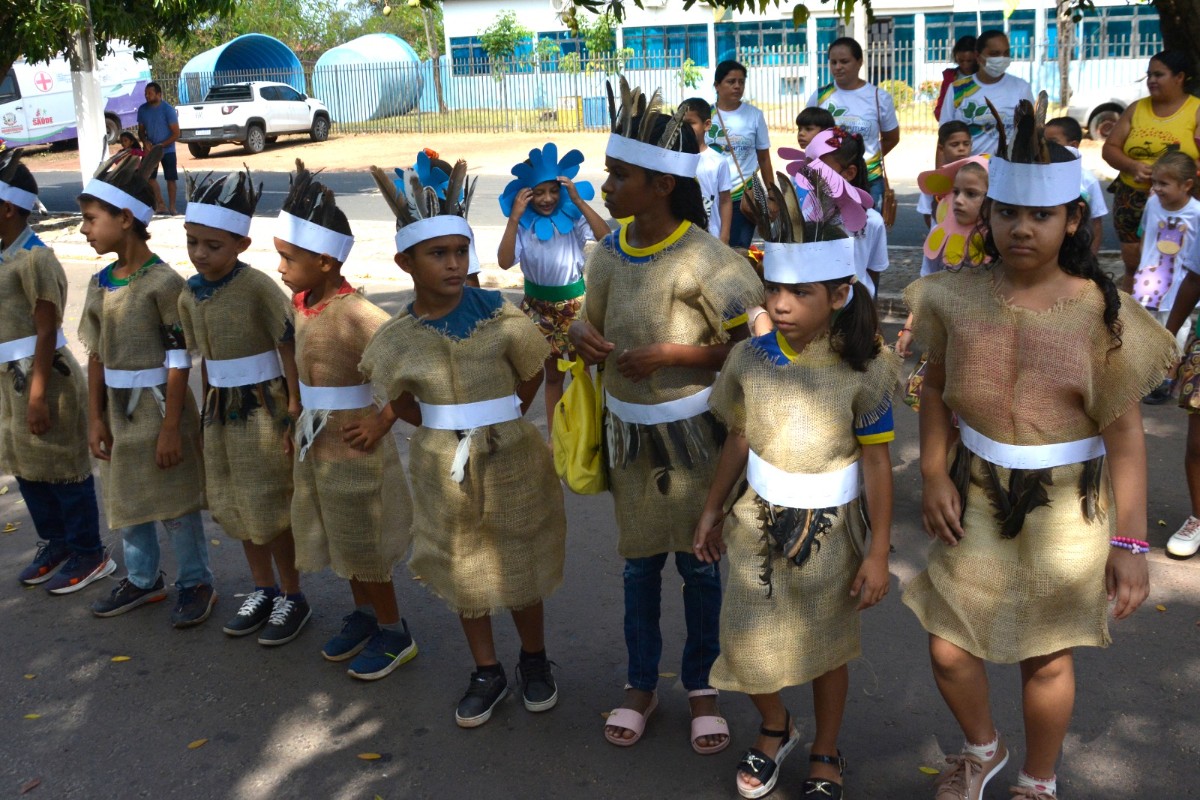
[918,359,964,544]
[896,313,916,356]
[342,402,397,452]
[277,339,301,421]
[923,213,932,229]
[568,321,616,366]
[156,365,190,469]
[1164,271,1200,337]
[497,188,531,270]
[388,391,422,428]
[87,355,112,460]
[561,177,610,241]
[718,189,733,244]
[693,431,749,563]
[1101,404,1151,620]
[616,338,742,383]
[1091,218,1103,255]
[852,441,893,610]
[26,300,58,436]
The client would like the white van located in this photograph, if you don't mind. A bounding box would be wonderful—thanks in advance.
[0,44,151,148]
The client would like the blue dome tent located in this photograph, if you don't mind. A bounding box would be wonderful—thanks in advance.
[178,34,306,104]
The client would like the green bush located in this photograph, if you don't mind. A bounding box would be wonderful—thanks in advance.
[880,79,915,108]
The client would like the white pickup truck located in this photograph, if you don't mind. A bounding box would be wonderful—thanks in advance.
[177,81,331,158]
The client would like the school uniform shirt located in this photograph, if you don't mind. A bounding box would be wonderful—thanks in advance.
[854,209,888,297]
[1064,146,1109,220]
[1138,195,1200,311]
[696,147,733,240]
[939,73,1034,157]
[706,102,770,199]
[806,82,899,182]
[513,216,593,287]
[917,192,935,217]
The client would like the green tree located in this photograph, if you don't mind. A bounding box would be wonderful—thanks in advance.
[478,10,532,130]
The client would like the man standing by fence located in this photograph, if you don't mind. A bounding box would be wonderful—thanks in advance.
[136,82,181,216]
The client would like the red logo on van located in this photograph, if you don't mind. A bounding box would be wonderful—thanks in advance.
[33,72,54,92]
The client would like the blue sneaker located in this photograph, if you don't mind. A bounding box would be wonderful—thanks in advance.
[347,622,418,681]
[321,610,379,662]
[19,541,69,585]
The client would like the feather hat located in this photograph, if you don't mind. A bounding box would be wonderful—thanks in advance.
[777,127,874,234]
[370,155,477,254]
[603,76,700,179]
[986,91,1082,207]
[274,159,354,262]
[0,148,37,211]
[183,166,262,237]
[82,137,162,224]
[499,143,595,241]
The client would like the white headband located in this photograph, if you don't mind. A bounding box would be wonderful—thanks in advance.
[0,179,36,211]
[987,158,1083,207]
[394,215,473,254]
[185,203,252,237]
[275,211,354,262]
[605,134,700,179]
[83,179,154,224]
[762,239,857,285]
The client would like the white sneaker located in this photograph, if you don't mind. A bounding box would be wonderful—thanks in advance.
[1167,515,1200,558]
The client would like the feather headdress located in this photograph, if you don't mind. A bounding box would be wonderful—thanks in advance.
[82,138,162,224]
[183,166,262,237]
[755,165,858,288]
[274,159,354,262]
[603,76,700,179]
[0,148,38,212]
[371,156,477,254]
[985,91,1081,207]
[776,127,874,234]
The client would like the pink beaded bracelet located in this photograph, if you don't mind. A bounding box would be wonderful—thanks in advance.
[1110,537,1149,555]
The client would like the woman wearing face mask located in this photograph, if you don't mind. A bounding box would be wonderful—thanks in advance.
[938,30,1033,157]
[1102,49,1200,293]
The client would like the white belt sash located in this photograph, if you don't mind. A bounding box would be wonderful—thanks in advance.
[0,329,67,362]
[958,421,1105,470]
[298,381,374,411]
[606,386,713,426]
[104,351,191,389]
[418,395,523,483]
[747,450,861,510]
[205,350,283,388]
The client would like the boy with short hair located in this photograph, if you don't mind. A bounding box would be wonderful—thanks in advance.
[681,97,734,244]
[1045,116,1109,254]
[919,121,973,228]
[796,106,836,149]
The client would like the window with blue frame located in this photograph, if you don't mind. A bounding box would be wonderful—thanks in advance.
[624,24,709,68]
[536,30,587,72]
[1072,4,1161,59]
[713,19,806,63]
[450,36,490,76]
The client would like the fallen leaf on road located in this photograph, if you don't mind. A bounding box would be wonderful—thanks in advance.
[211,539,220,546]
[0,485,9,495]
[1156,605,1167,612]
[23,674,35,679]
[1158,519,1166,526]
[4,522,20,532]
[658,672,677,678]
[357,753,382,761]
[19,777,40,794]
[187,739,208,750]
[111,656,131,663]
[23,713,41,720]
[919,766,940,775]
[600,711,611,719]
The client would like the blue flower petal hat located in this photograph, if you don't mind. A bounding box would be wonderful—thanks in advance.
[499,142,595,242]
[396,149,451,201]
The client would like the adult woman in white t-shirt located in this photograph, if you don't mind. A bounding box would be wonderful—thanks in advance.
[938,30,1034,157]
[705,59,774,249]
[805,36,900,209]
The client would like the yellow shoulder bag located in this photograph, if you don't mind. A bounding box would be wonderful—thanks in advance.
[551,358,607,494]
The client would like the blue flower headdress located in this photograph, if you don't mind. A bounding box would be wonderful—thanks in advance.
[398,149,450,201]
[499,143,595,241]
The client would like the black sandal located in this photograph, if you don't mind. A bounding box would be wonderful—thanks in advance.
[735,711,799,799]
[800,751,847,799]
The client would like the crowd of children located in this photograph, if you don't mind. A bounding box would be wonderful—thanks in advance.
[2,59,1196,799]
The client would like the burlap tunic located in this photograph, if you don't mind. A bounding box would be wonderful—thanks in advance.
[360,291,566,617]
[902,268,1176,663]
[291,284,411,582]
[178,265,294,545]
[0,236,91,482]
[79,259,205,529]
[708,334,900,694]
[584,222,765,558]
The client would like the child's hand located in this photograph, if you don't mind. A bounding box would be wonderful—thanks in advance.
[896,329,914,357]
[922,472,964,545]
[692,507,727,563]
[558,176,582,203]
[1105,547,1150,620]
[510,188,533,220]
[27,395,51,436]
[568,321,615,366]
[616,344,667,382]
[283,402,301,457]
[155,425,183,469]
[342,411,392,453]
[89,418,113,461]
[851,551,891,610]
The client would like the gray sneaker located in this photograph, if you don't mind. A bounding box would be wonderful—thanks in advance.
[91,575,168,617]
[257,595,312,646]
[934,737,1009,800]
[222,589,274,636]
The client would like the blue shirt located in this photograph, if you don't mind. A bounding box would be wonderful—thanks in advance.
[137,101,178,153]
[410,286,503,341]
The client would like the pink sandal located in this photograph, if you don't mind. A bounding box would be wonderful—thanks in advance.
[603,685,658,747]
[689,688,731,755]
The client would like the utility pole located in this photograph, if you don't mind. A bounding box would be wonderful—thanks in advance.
[69,0,107,188]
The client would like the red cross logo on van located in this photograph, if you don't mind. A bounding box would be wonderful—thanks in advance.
[33,72,54,92]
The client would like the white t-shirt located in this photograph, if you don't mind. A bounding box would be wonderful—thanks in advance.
[513,215,594,287]
[1139,195,1200,310]
[853,209,888,297]
[939,73,1034,157]
[706,102,770,198]
[1082,169,1108,219]
[806,83,899,182]
[917,192,935,216]
[696,147,733,240]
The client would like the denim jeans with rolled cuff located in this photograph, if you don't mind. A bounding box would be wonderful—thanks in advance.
[119,510,211,590]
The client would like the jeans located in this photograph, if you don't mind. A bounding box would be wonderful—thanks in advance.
[729,206,756,249]
[119,510,211,590]
[624,552,722,692]
[16,476,102,556]
[868,176,885,210]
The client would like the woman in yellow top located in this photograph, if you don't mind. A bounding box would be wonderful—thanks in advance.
[1103,49,1200,291]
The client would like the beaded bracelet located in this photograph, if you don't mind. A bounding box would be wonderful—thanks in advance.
[1110,537,1150,555]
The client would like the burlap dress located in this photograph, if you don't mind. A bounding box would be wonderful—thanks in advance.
[708,333,901,695]
[178,264,294,545]
[902,268,1177,663]
[584,221,765,558]
[0,234,91,483]
[290,283,411,582]
[360,288,566,618]
[79,258,205,529]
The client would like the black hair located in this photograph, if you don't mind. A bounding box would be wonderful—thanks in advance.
[823,128,870,192]
[828,37,863,62]
[77,195,152,241]
[2,162,37,220]
[796,106,836,130]
[636,114,707,230]
[680,96,712,121]
[714,60,747,85]
[1151,50,1195,91]
[976,30,1008,54]
[1044,116,1083,145]
[937,120,971,145]
[146,81,162,94]
[119,131,141,148]
[953,35,977,55]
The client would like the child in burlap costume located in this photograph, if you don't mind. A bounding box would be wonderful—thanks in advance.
[178,167,310,645]
[569,80,764,753]
[273,161,415,681]
[362,158,566,728]
[76,146,213,628]
[0,150,115,595]
[905,96,1177,800]
[694,191,899,799]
